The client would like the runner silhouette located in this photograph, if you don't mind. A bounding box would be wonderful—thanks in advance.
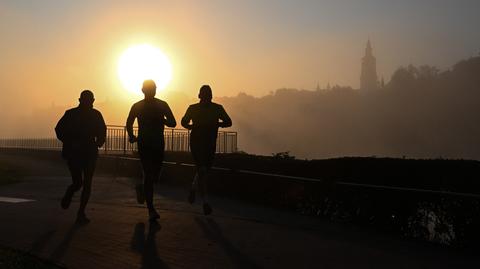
[55,90,106,224]
[181,85,232,215]
[126,79,176,221]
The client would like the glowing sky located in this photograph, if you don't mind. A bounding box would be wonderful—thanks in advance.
[1,0,479,108]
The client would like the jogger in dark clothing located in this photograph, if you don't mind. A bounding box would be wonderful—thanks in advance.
[55,90,106,224]
[181,85,232,215]
[126,80,176,221]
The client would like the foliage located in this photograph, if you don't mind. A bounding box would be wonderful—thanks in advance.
[271,151,295,160]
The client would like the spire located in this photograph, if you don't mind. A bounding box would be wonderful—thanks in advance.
[360,38,378,91]
[365,39,373,57]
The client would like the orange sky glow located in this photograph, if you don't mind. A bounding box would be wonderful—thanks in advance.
[1,1,479,137]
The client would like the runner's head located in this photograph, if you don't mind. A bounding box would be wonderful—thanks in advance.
[79,90,95,108]
[142,79,156,99]
[198,85,212,102]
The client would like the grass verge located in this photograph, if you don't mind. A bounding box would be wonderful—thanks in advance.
[0,246,64,269]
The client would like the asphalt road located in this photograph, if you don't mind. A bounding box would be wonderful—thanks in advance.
[0,153,478,269]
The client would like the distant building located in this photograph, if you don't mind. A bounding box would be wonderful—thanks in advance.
[360,40,378,91]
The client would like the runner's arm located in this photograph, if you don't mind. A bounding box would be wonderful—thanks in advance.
[218,106,232,128]
[96,111,107,147]
[181,106,193,130]
[126,105,137,142]
[55,111,69,142]
[163,103,177,128]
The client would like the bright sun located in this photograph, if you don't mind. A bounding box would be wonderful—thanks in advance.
[118,44,172,95]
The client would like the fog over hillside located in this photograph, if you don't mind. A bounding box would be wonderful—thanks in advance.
[219,56,480,159]
[1,56,479,160]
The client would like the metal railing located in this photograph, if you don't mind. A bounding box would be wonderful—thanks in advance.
[0,125,238,154]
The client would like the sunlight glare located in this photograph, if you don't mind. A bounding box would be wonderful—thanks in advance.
[117,44,172,95]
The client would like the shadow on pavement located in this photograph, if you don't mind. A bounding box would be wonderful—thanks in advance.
[195,216,262,269]
[49,223,84,261]
[131,222,169,269]
[29,229,56,254]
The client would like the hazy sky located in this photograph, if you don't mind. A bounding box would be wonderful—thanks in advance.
[1,0,479,116]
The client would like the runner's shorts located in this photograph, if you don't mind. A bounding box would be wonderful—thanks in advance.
[190,133,216,168]
[138,142,164,174]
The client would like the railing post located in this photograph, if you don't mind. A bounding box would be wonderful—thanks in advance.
[104,129,108,154]
[123,127,127,155]
[171,128,174,151]
[187,130,190,152]
[235,132,238,152]
[224,132,227,153]
[0,125,237,154]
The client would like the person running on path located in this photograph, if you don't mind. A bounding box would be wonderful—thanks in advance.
[55,90,106,224]
[126,79,176,221]
[181,85,232,215]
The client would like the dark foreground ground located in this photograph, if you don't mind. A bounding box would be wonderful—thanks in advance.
[0,152,478,269]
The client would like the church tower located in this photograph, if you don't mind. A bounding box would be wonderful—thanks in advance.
[360,40,378,91]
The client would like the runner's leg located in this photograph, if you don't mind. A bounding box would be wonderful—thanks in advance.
[188,171,199,204]
[147,150,163,220]
[144,162,155,211]
[145,154,160,220]
[197,166,209,203]
[199,138,216,204]
[139,147,153,210]
[200,137,216,215]
[62,159,83,209]
[146,153,162,209]
[140,148,159,221]
[189,136,200,204]
[145,170,159,220]
[78,156,96,217]
[199,166,212,215]
[191,172,199,190]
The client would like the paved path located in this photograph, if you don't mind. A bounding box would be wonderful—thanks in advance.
[0,153,478,269]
